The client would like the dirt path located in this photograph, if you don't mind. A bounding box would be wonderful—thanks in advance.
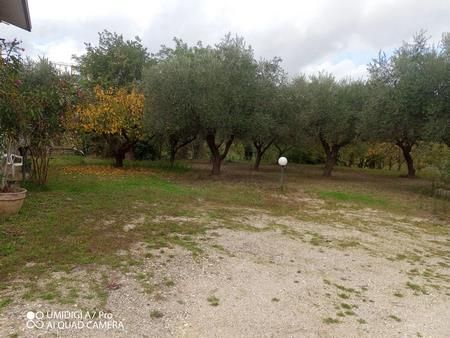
[1,203,449,337]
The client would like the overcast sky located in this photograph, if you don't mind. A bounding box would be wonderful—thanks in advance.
[1,0,449,79]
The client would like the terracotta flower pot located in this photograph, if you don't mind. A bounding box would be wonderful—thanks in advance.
[0,188,27,215]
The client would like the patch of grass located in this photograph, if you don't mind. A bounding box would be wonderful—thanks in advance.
[388,314,401,322]
[310,234,326,246]
[337,239,360,249]
[334,283,358,294]
[0,242,16,257]
[393,292,404,298]
[338,293,350,299]
[136,272,147,280]
[0,298,12,311]
[60,288,79,304]
[0,162,203,285]
[357,318,367,324]
[395,252,422,263]
[2,155,449,309]
[150,310,164,319]
[323,317,340,324]
[406,282,428,295]
[164,279,175,287]
[271,297,280,302]
[340,303,352,310]
[210,244,227,252]
[39,291,57,301]
[318,191,388,207]
[128,160,191,173]
[207,295,220,306]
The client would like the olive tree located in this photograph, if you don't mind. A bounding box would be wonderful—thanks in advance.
[366,31,441,177]
[0,39,26,190]
[249,57,291,170]
[296,73,366,177]
[143,39,198,165]
[74,30,150,88]
[426,33,450,147]
[21,59,75,184]
[192,35,258,175]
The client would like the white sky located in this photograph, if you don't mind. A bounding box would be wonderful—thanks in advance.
[1,0,449,79]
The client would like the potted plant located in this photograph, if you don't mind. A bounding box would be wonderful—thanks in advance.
[0,138,27,214]
[0,39,27,214]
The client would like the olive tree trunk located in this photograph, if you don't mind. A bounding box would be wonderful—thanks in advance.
[205,132,234,175]
[169,134,196,166]
[253,139,274,171]
[320,134,341,177]
[396,141,416,178]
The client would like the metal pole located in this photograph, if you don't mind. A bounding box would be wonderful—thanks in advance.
[280,165,285,191]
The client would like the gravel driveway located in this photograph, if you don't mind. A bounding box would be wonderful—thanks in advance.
[1,203,449,337]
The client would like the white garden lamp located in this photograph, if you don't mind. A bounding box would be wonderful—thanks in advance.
[278,157,288,191]
[278,157,288,167]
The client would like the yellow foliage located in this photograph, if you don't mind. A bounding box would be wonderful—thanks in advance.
[62,165,152,177]
[70,85,144,138]
[367,142,398,158]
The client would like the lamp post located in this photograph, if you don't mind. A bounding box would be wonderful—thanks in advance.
[278,157,288,191]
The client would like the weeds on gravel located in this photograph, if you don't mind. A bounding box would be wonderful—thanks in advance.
[406,282,428,295]
[323,317,340,324]
[2,155,449,318]
[388,314,402,322]
[334,283,358,294]
[164,278,175,287]
[207,295,220,306]
[0,298,12,312]
[150,310,164,319]
[318,191,388,207]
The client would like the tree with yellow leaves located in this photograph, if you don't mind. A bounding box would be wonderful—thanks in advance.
[71,85,144,167]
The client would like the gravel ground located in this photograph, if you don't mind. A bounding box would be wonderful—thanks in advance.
[1,203,449,337]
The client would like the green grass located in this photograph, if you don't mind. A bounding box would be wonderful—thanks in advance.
[388,314,402,322]
[150,310,164,319]
[1,155,449,307]
[393,292,404,298]
[207,295,220,306]
[323,317,340,324]
[51,155,191,173]
[164,278,175,287]
[318,191,388,207]
[340,303,352,310]
[406,282,428,295]
[0,298,12,311]
[334,284,358,294]
[0,158,266,284]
